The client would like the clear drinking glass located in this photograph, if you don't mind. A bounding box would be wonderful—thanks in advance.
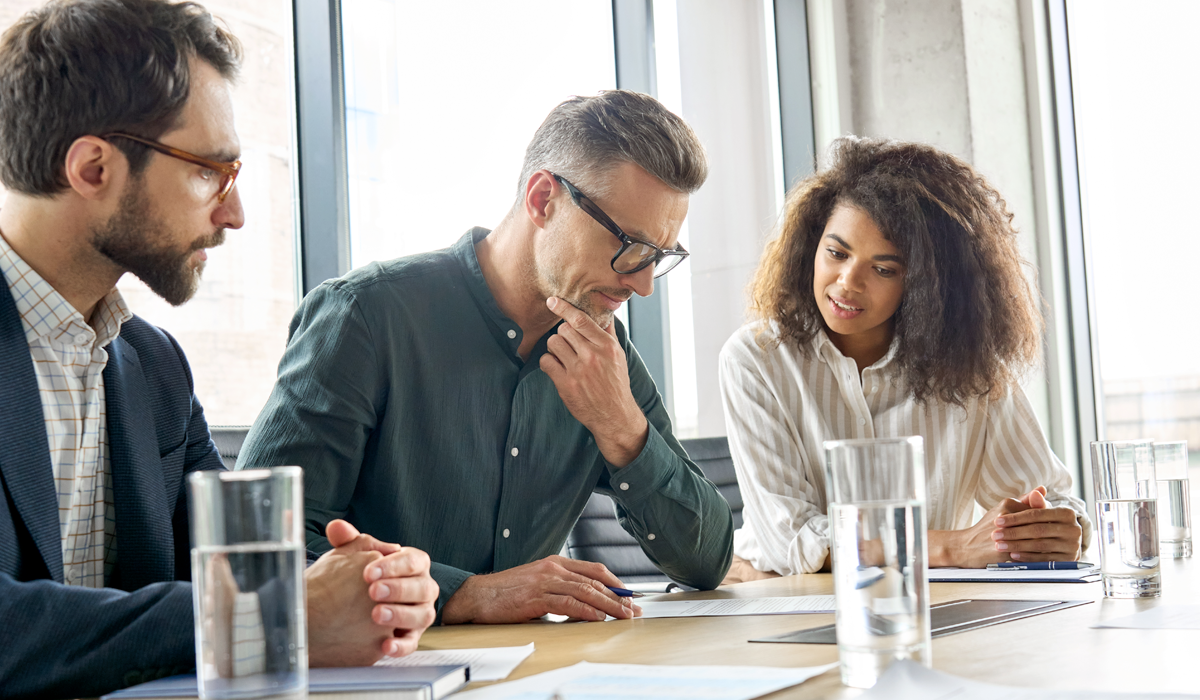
[188,467,307,699]
[1154,441,1191,558]
[824,436,931,689]
[1090,440,1161,598]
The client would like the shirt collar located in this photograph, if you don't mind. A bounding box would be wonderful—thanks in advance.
[451,227,529,357]
[811,326,900,372]
[0,231,132,349]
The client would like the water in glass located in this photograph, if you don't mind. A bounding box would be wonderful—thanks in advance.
[193,542,307,699]
[1096,499,1161,597]
[830,500,930,689]
[1157,479,1192,557]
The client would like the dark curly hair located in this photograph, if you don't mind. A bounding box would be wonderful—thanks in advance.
[750,136,1043,406]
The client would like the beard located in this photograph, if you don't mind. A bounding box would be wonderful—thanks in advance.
[91,186,225,306]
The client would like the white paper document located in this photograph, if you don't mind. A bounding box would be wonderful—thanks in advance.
[374,643,534,682]
[927,565,1100,583]
[626,595,836,619]
[1093,605,1200,630]
[860,660,1200,699]
[452,661,838,700]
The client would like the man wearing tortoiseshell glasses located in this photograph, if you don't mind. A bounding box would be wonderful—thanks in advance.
[239,90,735,625]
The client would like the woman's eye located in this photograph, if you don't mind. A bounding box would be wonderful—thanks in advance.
[875,267,895,277]
[826,248,847,260]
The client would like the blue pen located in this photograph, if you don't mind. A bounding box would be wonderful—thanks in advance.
[986,561,1095,571]
[606,585,645,598]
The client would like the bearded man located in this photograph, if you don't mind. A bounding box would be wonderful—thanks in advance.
[0,1,436,697]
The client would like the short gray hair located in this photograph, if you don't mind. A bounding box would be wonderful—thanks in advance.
[516,90,708,203]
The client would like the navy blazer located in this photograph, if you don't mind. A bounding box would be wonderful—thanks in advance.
[0,286,224,699]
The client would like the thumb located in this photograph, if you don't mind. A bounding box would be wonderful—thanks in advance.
[325,518,361,548]
[1027,487,1048,509]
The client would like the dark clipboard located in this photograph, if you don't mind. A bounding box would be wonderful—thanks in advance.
[749,598,1093,644]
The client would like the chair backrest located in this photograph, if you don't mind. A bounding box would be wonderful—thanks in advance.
[565,436,742,582]
[209,425,252,469]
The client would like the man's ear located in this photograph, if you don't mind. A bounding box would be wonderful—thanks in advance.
[62,135,125,201]
[522,170,557,230]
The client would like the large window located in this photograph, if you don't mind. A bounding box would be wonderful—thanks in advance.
[1067,0,1200,463]
[340,0,617,267]
[0,0,299,427]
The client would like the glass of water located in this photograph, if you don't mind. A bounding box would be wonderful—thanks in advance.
[188,467,307,699]
[1090,440,1161,598]
[1154,441,1191,558]
[824,436,930,689]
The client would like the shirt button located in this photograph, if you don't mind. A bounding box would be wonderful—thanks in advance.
[502,528,510,538]
[65,570,76,584]
[510,447,519,457]
[507,329,517,339]
[858,418,866,426]
[619,483,629,491]
[74,333,89,345]
[648,533,656,541]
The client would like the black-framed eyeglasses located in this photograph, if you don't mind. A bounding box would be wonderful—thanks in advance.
[551,172,689,278]
[102,132,242,203]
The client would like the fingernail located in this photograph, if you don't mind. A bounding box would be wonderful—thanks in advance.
[992,531,1004,541]
[379,607,393,622]
[547,297,556,309]
[375,584,390,599]
[390,641,401,656]
[1011,552,1022,560]
[996,542,1009,550]
[995,517,1006,526]
[369,566,383,581]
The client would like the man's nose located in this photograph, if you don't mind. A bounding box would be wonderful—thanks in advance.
[623,264,655,298]
[215,185,246,230]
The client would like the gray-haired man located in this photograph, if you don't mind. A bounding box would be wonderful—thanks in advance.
[238,91,734,624]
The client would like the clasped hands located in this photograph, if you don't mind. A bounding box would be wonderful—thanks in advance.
[935,486,1083,568]
[305,519,438,666]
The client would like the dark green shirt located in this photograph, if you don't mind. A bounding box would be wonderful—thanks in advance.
[237,228,733,613]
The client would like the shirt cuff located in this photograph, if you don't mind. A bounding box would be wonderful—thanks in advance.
[602,425,677,507]
[430,561,474,624]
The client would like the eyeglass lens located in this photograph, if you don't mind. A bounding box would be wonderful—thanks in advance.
[614,243,685,277]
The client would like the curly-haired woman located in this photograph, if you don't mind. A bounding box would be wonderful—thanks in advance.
[719,137,1092,582]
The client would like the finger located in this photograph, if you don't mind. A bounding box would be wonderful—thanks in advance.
[545,333,579,364]
[552,579,633,620]
[995,507,1078,528]
[994,536,1079,555]
[1007,550,1080,563]
[370,575,440,605]
[993,521,1081,542]
[545,593,609,622]
[373,602,437,631]
[381,628,422,658]
[554,556,626,587]
[539,348,566,377]
[547,297,607,343]
[555,320,589,353]
[366,548,432,583]
[1026,488,1047,509]
[325,519,361,548]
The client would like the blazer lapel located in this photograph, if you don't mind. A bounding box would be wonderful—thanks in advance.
[0,290,64,582]
[105,335,175,589]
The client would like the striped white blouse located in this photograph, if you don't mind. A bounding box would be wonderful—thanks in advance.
[719,321,1092,576]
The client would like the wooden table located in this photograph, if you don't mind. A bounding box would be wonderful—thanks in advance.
[419,557,1200,697]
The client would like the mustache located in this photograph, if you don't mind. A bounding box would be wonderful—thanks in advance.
[191,228,226,252]
[594,287,632,303]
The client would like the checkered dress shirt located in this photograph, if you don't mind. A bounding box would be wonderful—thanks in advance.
[0,233,131,588]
